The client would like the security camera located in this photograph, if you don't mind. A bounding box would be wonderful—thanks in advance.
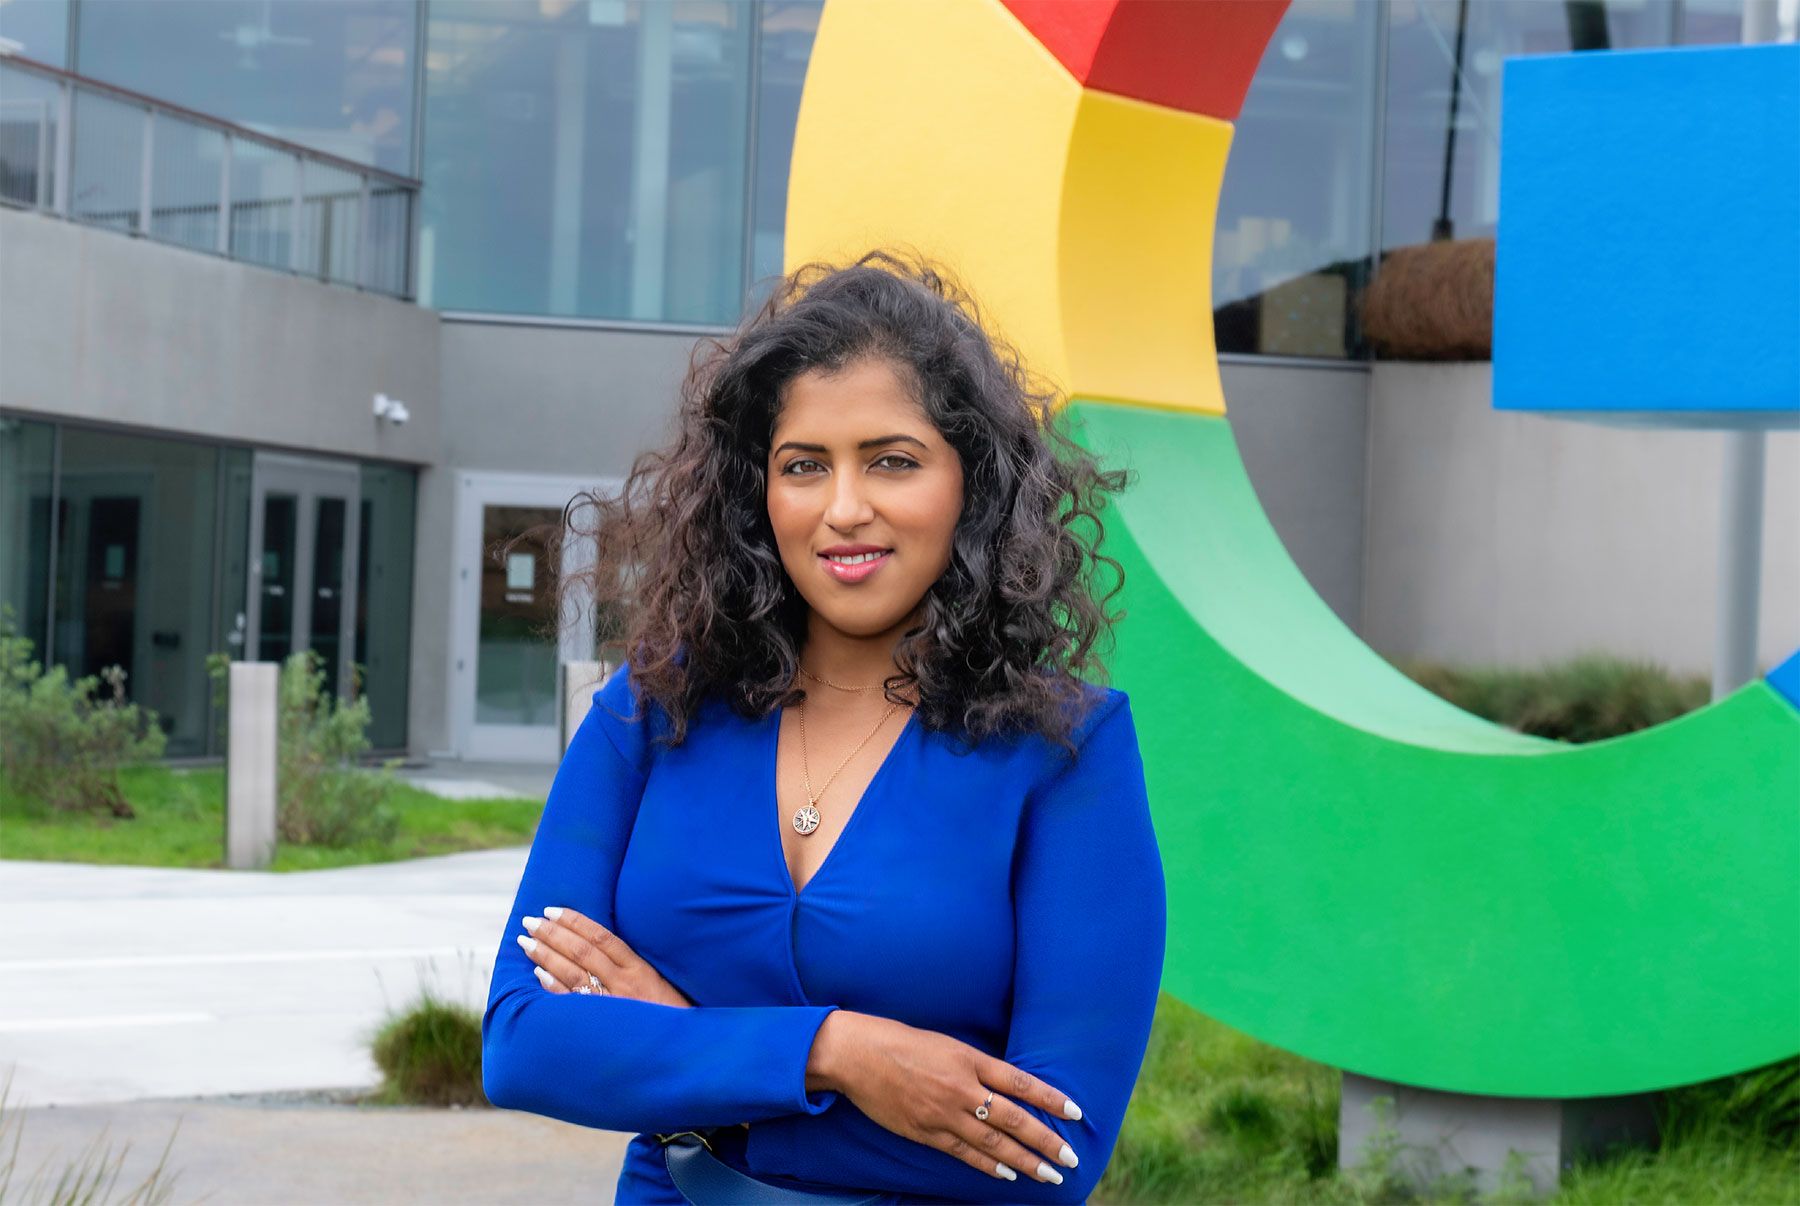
[373,392,411,425]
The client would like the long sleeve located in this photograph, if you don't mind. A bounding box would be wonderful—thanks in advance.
[743,693,1167,1202]
[481,667,842,1133]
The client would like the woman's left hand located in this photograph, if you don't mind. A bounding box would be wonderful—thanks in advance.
[517,907,692,1008]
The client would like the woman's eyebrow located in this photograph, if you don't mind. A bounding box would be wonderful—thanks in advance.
[773,434,928,455]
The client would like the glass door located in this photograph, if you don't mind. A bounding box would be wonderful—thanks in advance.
[244,454,361,700]
[452,472,601,763]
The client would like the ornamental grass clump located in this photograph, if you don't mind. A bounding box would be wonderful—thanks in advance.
[1400,655,1710,744]
[0,605,166,818]
[369,992,487,1108]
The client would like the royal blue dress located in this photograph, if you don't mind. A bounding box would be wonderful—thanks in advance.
[482,665,1166,1204]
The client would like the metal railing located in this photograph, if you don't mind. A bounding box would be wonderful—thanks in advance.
[0,53,418,299]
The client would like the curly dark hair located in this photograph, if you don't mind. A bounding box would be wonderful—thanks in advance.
[525,249,1129,749]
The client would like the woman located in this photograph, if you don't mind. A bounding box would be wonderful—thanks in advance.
[482,252,1166,1204]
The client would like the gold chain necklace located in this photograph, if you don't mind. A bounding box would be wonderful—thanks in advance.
[798,665,886,693]
[792,695,903,837]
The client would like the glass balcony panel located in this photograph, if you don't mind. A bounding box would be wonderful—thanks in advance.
[0,64,61,209]
[149,112,226,252]
[227,137,296,272]
[70,89,143,232]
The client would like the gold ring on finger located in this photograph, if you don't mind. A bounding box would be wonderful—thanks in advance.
[974,1090,994,1122]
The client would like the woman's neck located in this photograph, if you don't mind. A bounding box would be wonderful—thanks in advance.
[799,609,918,691]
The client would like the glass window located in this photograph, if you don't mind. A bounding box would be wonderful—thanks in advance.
[1381,0,1677,253]
[73,0,418,176]
[0,59,64,209]
[53,428,222,758]
[1681,0,1751,44]
[0,415,56,657]
[1213,0,1381,359]
[0,0,71,68]
[475,504,559,727]
[421,0,753,323]
[356,463,414,751]
[748,0,822,306]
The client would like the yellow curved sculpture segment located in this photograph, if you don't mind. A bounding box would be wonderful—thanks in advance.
[786,0,1229,416]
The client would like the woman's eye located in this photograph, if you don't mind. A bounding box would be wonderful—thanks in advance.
[874,454,917,470]
[783,458,824,475]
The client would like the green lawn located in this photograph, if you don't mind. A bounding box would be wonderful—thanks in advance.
[0,764,543,871]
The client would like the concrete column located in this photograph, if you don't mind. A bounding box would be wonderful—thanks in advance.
[560,660,610,757]
[225,661,279,870]
[1340,1072,1657,1197]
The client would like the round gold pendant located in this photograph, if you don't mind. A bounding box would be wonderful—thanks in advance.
[792,806,820,836]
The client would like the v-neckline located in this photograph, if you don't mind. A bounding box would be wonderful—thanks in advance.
[767,703,919,900]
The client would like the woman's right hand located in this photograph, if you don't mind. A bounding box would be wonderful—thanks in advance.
[805,1010,1084,1186]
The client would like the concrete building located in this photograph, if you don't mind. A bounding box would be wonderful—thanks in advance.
[1,0,1792,765]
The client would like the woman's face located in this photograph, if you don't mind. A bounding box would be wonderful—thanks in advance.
[766,358,965,642]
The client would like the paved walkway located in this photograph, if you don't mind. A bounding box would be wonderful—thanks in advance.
[0,850,641,1203]
[5,1097,633,1205]
[0,849,533,1106]
[395,759,557,802]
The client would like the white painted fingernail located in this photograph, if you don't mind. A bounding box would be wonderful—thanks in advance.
[544,907,565,920]
[994,1163,1016,1181]
[1036,1162,1063,1185]
[1059,1143,1078,1168]
[516,934,537,954]
[533,966,555,989]
[1063,1099,1083,1121]
[522,916,543,934]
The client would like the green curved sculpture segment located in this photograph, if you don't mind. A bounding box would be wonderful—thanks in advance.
[1072,399,1800,1097]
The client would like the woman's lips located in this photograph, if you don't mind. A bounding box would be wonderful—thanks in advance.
[819,549,893,584]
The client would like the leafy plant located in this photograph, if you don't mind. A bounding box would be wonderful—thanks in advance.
[0,605,166,818]
[275,650,402,848]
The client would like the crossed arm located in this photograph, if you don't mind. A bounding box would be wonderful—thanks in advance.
[482,678,1164,1201]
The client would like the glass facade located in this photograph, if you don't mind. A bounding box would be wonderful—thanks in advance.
[357,464,416,750]
[749,1,823,304]
[1380,0,1678,254]
[52,427,221,755]
[420,0,819,324]
[1214,0,1382,359]
[0,416,416,756]
[0,0,70,68]
[0,416,56,656]
[72,0,419,176]
[1210,0,1744,358]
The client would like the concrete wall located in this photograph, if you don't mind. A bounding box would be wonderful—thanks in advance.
[408,319,699,756]
[1220,357,1370,633]
[1362,362,1800,676]
[0,207,439,465]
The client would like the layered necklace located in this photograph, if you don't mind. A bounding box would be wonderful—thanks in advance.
[791,665,908,837]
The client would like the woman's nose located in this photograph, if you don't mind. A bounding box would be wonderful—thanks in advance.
[823,474,875,529]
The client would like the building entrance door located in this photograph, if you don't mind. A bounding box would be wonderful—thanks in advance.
[451,472,603,763]
[244,453,361,700]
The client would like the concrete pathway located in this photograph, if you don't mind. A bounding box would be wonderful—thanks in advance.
[4,1096,633,1205]
[395,760,556,802]
[0,850,646,1203]
[0,849,531,1106]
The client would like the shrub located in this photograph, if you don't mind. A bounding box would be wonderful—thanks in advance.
[1400,655,1710,744]
[0,605,166,818]
[206,649,402,848]
[369,992,487,1108]
[274,650,402,847]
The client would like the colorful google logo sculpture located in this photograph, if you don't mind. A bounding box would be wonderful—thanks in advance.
[783,0,1800,1098]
